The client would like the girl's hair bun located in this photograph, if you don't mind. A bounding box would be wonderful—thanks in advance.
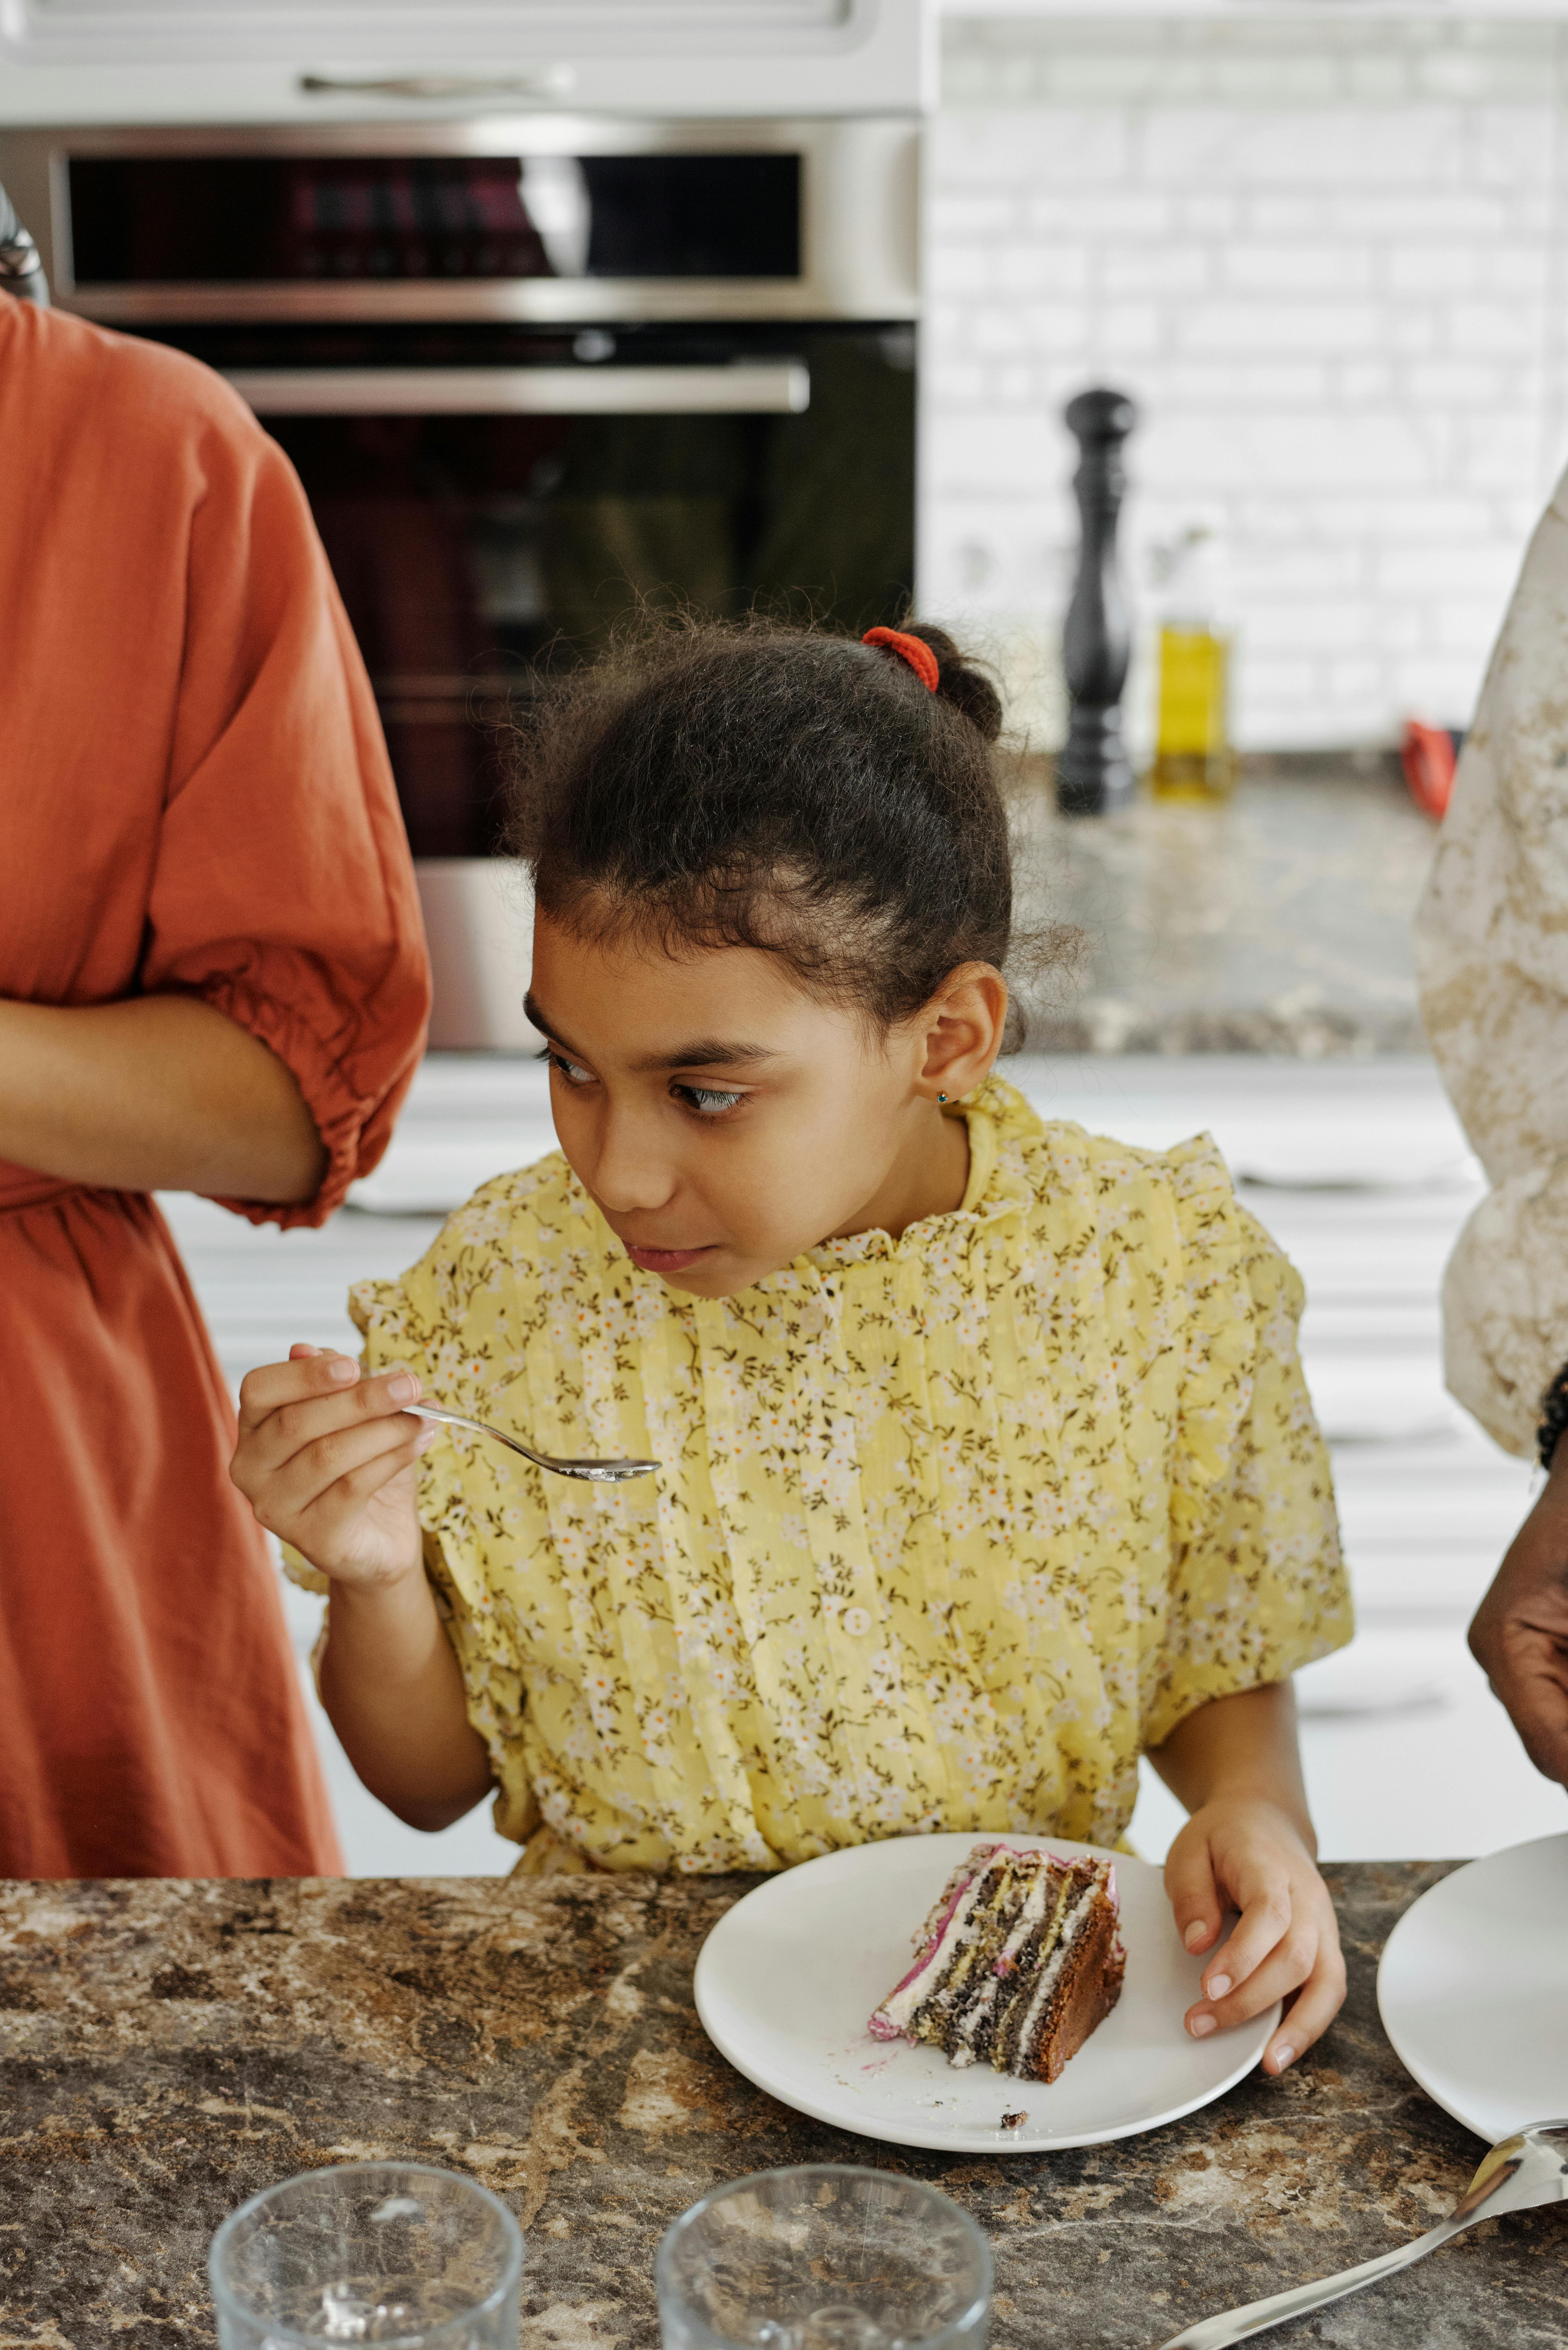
[901,622,1004,744]
[509,609,1025,1039]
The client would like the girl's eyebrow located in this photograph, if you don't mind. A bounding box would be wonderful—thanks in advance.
[525,993,777,1073]
[634,1038,780,1073]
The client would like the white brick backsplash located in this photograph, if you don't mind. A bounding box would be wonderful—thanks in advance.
[1242,601,1390,657]
[1273,195,1513,239]
[1333,363,1399,406]
[1145,413,1441,493]
[1023,192,1174,238]
[1234,547,1367,599]
[938,110,1131,186]
[1141,108,1465,189]
[967,300,1094,355]
[1172,301,1387,357]
[1435,597,1516,652]
[1221,243,1375,297]
[1473,103,1557,189]
[1312,494,1503,543]
[1385,245,1484,298]
[1323,657,1387,703]
[1156,360,1331,406]
[1459,416,1547,492]
[1446,301,1547,359]
[926,193,1016,239]
[995,244,1093,298]
[923,409,1066,498]
[1102,245,1209,298]
[1175,194,1239,239]
[1375,543,1525,600]
[927,15,1568,746]
[1231,656,1318,710]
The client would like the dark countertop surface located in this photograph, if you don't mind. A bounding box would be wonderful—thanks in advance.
[1008,758,1438,1056]
[2,1863,1562,2348]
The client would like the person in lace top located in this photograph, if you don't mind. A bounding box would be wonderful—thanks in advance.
[1415,473,1568,1792]
[234,618,1353,2074]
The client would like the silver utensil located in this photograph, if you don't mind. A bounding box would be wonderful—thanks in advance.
[1157,2117,1568,2349]
[403,1402,657,1484]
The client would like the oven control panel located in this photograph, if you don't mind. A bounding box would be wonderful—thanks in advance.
[0,118,916,325]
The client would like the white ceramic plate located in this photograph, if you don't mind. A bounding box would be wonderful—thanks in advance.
[694,1834,1278,2153]
[1377,1831,1568,2144]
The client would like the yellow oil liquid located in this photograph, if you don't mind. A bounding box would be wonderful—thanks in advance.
[1151,627,1236,801]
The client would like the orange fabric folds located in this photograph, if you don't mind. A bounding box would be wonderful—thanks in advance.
[0,302,431,1877]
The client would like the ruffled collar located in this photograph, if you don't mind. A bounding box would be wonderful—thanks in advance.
[800,1072,1036,1274]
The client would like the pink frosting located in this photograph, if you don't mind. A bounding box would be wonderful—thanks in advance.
[867,1844,1019,2039]
[868,1844,1121,2042]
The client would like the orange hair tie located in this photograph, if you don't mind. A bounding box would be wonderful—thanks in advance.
[862,626,940,694]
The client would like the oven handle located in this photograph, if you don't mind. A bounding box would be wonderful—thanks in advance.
[223,361,810,416]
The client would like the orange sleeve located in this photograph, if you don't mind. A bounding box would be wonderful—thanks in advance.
[139,397,431,1227]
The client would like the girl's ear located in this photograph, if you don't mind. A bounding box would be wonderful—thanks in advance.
[916,963,1009,1102]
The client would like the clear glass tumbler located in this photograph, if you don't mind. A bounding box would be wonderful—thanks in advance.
[209,2161,524,2348]
[656,2164,991,2350]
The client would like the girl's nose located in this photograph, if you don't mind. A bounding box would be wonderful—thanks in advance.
[587,1102,679,1217]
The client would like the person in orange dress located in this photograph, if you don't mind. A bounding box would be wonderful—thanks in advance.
[0,295,431,1878]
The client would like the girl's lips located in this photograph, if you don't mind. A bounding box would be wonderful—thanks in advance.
[625,1242,717,1274]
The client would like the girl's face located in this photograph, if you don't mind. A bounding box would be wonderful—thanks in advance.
[527,909,1007,1298]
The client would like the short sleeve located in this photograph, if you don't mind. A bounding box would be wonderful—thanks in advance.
[1145,1145,1353,1749]
[139,392,430,1227]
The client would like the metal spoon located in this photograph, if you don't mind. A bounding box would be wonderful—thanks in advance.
[402,1402,657,1484]
[1157,2117,1568,2349]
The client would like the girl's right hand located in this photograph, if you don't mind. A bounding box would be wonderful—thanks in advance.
[230,1342,436,1588]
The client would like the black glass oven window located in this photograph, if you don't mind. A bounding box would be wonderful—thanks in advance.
[141,324,913,858]
[67,154,800,284]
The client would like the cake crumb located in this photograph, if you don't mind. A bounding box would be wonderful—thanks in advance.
[1000,2110,1028,2130]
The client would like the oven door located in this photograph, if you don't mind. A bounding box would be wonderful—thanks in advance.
[227,322,912,834]
[155,318,917,1042]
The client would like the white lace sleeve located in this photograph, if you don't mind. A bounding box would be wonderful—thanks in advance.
[1415,462,1568,1456]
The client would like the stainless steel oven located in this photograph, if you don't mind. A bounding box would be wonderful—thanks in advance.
[1,116,919,1043]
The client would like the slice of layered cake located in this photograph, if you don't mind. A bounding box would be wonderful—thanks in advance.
[869,1842,1125,2083]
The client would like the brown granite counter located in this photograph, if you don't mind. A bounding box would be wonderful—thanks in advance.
[1,1864,1562,2347]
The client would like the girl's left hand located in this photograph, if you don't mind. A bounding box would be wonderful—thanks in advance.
[1163,1797,1346,2077]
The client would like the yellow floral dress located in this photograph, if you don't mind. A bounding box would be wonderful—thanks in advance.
[309,1076,1351,1872]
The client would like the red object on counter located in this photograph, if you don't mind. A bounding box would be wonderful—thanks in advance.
[0,302,431,1879]
[1401,719,1459,819]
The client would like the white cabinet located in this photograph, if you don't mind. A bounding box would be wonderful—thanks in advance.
[0,0,931,119]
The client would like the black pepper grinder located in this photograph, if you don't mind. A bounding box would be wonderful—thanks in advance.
[1057,387,1136,816]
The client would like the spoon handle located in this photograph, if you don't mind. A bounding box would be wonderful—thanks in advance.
[1156,2218,1463,2349]
[402,1402,547,1468]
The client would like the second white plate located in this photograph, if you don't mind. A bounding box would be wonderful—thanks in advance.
[694,1834,1277,2154]
[1377,1831,1568,2143]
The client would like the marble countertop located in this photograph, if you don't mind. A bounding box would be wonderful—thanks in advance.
[1008,758,1438,1056]
[2,1862,1562,2347]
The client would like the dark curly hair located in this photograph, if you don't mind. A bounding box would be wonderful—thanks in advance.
[505,612,1014,1031]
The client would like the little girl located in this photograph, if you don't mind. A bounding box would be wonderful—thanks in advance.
[234,617,1353,2074]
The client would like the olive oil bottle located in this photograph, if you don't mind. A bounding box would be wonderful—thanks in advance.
[1150,526,1236,801]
